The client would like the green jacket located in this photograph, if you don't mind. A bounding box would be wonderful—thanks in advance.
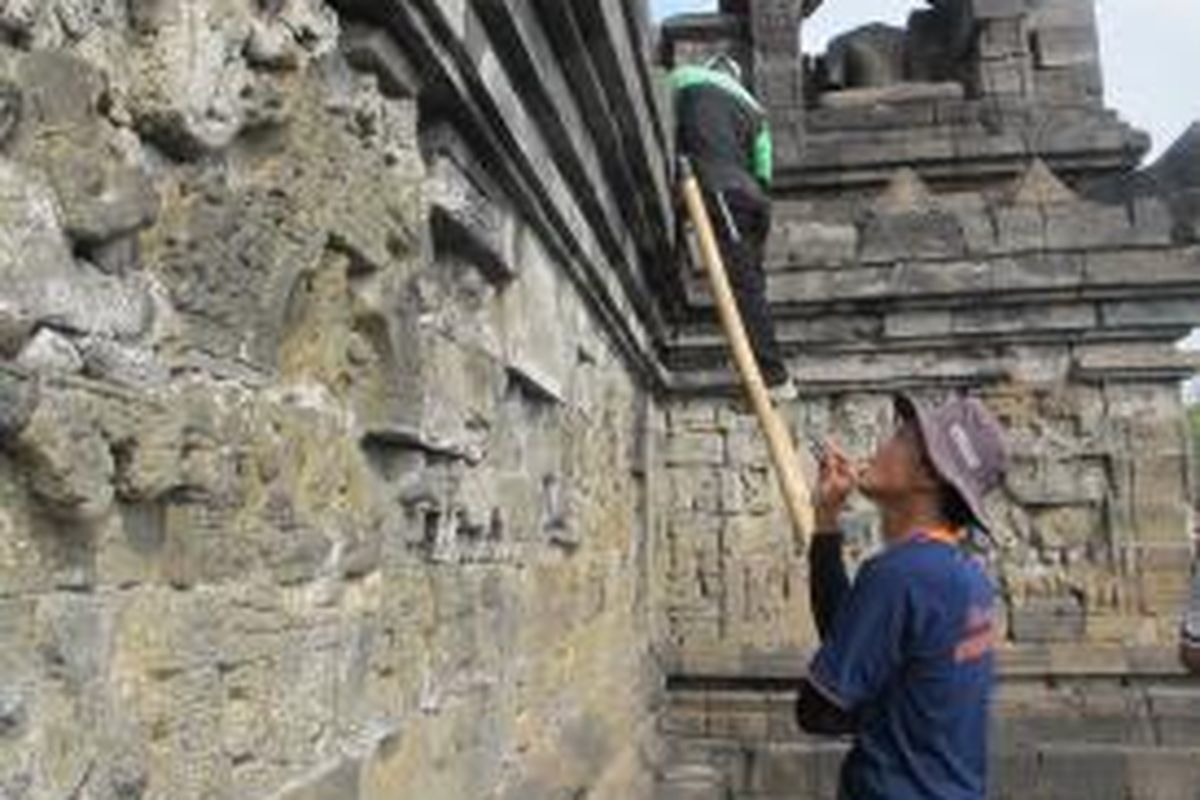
[670,64,773,196]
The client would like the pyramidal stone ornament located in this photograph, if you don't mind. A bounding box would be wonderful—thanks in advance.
[1010,158,1077,206]
[874,167,935,215]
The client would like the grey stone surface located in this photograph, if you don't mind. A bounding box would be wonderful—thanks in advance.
[0,158,152,342]
[0,369,36,440]
[341,22,419,99]
[78,338,169,388]
[15,328,82,373]
[7,51,161,246]
[1010,598,1086,643]
[0,2,673,800]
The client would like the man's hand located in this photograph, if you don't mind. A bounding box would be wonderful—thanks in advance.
[815,440,856,533]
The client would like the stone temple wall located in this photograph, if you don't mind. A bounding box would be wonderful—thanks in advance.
[1,0,1198,798]
[664,229,1200,677]
[661,0,1200,683]
[0,2,676,799]
[660,1,1200,797]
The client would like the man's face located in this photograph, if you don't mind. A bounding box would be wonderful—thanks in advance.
[858,417,939,506]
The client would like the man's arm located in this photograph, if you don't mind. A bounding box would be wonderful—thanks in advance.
[795,677,855,735]
[796,441,860,735]
[798,557,907,737]
[810,531,851,640]
[798,530,856,735]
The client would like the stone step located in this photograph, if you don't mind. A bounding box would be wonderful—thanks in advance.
[657,764,727,800]
[663,335,1200,396]
[660,736,1200,800]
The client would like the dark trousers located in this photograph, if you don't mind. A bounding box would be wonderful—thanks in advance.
[706,189,789,386]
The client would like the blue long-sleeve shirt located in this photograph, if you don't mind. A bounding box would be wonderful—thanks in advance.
[797,531,997,800]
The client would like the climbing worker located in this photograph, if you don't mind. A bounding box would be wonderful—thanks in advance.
[795,394,1009,800]
[671,54,796,402]
[1183,543,1200,674]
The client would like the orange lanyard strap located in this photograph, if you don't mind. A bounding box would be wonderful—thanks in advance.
[912,526,965,546]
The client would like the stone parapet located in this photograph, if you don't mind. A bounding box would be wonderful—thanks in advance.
[661,674,1200,799]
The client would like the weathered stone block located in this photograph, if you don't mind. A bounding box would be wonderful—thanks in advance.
[1029,0,1097,31]
[766,221,858,270]
[954,302,1096,335]
[79,338,170,388]
[972,0,1026,20]
[15,328,82,374]
[426,128,519,285]
[980,17,1030,58]
[1145,687,1200,746]
[342,23,420,99]
[665,431,724,467]
[272,757,361,800]
[992,252,1086,290]
[1032,26,1099,68]
[977,55,1035,97]
[1084,249,1200,287]
[1010,598,1085,643]
[1030,504,1102,549]
[129,0,335,157]
[988,206,1046,250]
[8,51,160,246]
[13,393,114,522]
[885,310,953,338]
[859,210,968,263]
[0,158,151,338]
[893,260,992,296]
[1102,298,1200,329]
[1033,745,1128,800]
[0,371,36,441]
[770,265,892,304]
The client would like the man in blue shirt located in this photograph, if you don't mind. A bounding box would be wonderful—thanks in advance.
[796,394,1009,800]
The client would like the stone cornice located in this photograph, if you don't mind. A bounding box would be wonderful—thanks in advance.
[333,0,681,390]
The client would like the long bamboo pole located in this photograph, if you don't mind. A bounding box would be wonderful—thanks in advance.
[678,159,814,548]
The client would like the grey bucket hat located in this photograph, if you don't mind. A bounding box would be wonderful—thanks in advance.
[895,394,1009,532]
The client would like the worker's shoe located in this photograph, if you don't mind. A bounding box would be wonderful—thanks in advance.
[768,376,798,404]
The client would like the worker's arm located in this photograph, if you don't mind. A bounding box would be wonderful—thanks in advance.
[799,557,908,735]
[752,124,773,189]
[795,676,855,735]
[797,532,856,734]
[796,441,862,735]
[810,531,851,641]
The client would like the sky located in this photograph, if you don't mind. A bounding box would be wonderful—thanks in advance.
[651,0,1200,161]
